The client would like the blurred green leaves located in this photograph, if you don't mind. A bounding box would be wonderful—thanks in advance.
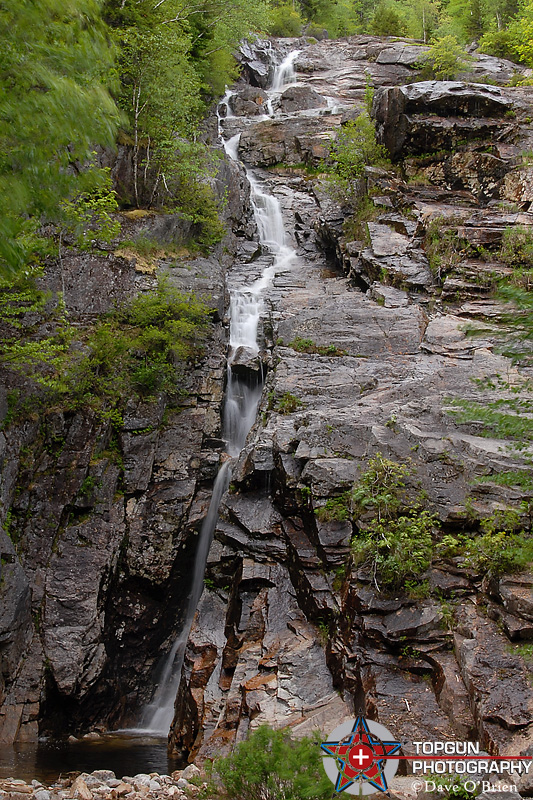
[0,0,122,276]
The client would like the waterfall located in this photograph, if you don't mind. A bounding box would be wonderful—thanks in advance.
[137,48,299,737]
[271,49,300,93]
[138,462,231,734]
[266,49,300,115]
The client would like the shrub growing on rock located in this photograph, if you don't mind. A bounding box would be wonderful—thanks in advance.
[212,724,332,800]
[419,35,473,80]
[329,113,388,182]
[499,225,533,277]
[326,111,389,205]
[0,275,211,417]
[351,508,436,587]
[349,454,438,588]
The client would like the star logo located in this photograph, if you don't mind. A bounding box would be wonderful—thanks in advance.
[321,716,402,795]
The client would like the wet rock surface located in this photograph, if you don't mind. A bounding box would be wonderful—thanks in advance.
[0,153,250,741]
[169,35,533,771]
[374,81,515,159]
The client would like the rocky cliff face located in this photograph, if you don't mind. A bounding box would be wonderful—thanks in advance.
[168,37,533,766]
[2,34,533,774]
[0,154,253,741]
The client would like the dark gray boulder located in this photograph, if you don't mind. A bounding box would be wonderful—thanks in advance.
[374,81,514,158]
[279,85,327,113]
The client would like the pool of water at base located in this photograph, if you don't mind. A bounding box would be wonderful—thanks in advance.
[0,734,181,784]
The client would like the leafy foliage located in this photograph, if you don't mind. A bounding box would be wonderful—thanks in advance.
[103,0,265,247]
[350,453,412,522]
[268,3,304,35]
[351,509,436,587]
[212,725,332,800]
[313,454,437,588]
[289,337,346,356]
[498,227,533,288]
[61,174,121,250]
[437,505,533,577]
[342,195,380,242]
[480,0,533,65]
[326,112,389,205]
[299,0,527,52]
[275,392,304,415]
[349,454,438,588]
[468,512,533,575]
[0,276,211,416]
[449,383,533,445]
[419,35,473,80]
[370,2,407,35]
[424,217,469,283]
[0,267,50,329]
[0,0,121,276]
[329,113,388,182]
[315,493,352,522]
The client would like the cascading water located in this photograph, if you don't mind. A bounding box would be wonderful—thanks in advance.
[266,49,300,115]
[138,47,298,737]
[139,462,231,733]
[270,49,300,92]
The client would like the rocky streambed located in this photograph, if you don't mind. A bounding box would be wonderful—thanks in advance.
[0,768,203,800]
[2,32,533,796]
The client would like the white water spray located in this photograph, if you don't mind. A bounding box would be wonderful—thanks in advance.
[271,49,300,92]
[266,49,301,115]
[138,48,299,737]
[139,462,231,734]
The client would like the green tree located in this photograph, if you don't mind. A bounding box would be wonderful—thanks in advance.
[445,0,484,39]
[104,0,267,244]
[507,0,533,65]
[349,454,438,589]
[0,0,121,277]
[114,20,204,206]
[447,0,518,43]
[327,111,389,204]
[399,0,441,41]
[213,725,333,800]
[420,35,473,79]
[268,2,304,35]
[370,2,408,35]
